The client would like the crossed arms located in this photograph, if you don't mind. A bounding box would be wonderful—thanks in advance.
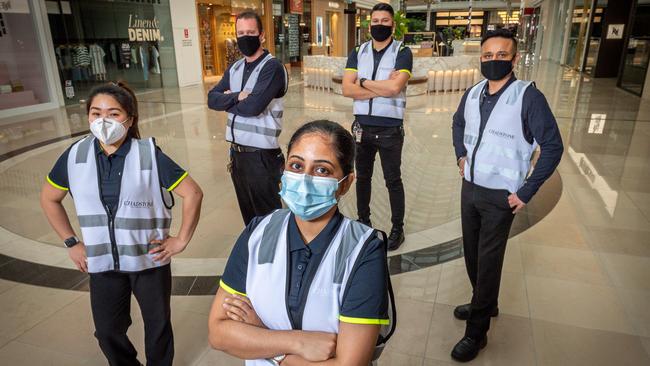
[341,70,410,100]
[208,288,380,366]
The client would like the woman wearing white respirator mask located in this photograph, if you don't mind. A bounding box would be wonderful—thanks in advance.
[40,81,203,366]
[208,120,396,366]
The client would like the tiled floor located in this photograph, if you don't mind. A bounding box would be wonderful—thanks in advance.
[0,61,649,365]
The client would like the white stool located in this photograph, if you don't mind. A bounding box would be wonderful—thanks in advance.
[427,70,435,93]
[434,70,444,93]
[452,70,461,91]
[459,70,468,91]
[443,70,453,92]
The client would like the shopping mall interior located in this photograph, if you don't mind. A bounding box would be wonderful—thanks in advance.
[1,0,650,365]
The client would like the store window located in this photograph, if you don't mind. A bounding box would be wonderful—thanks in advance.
[196,0,266,80]
[619,5,650,95]
[0,0,52,111]
[45,0,178,105]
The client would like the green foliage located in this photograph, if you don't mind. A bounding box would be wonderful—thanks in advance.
[407,18,426,32]
[393,11,409,41]
[442,26,466,45]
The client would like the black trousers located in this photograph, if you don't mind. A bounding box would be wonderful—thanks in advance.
[355,124,405,229]
[89,264,173,366]
[230,147,285,225]
[460,180,515,340]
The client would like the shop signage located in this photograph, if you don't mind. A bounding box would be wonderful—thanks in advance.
[0,0,30,13]
[64,80,75,99]
[606,24,624,40]
[273,3,281,16]
[128,14,164,42]
[289,0,303,14]
[328,2,339,9]
[182,28,192,47]
[288,14,300,57]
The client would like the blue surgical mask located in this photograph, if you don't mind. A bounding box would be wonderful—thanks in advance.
[279,171,348,221]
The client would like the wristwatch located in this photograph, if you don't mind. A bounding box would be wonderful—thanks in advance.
[359,77,367,88]
[64,236,80,248]
[269,354,286,365]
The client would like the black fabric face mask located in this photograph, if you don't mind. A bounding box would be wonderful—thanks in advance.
[237,35,261,57]
[370,25,392,42]
[481,59,514,81]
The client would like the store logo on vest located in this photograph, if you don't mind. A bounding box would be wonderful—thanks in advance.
[128,15,164,42]
[488,129,515,140]
[311,287,332,297]
[123,200,154,208]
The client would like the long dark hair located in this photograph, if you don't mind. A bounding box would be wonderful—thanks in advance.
[287,120,356,175]
[86,81,140,139]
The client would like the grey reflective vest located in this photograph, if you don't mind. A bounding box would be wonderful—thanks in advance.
[226,53,286,149]
[463,79,537,193]
[67,136,172,273]
[353,40,407,120]
[244,209,390,366]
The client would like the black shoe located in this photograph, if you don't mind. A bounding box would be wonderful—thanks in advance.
[453,303,499,321]
[387,228,405,251]
[357,218,372,227]
[451,336,487,362]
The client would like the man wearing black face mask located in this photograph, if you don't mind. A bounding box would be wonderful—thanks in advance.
[208,11,288,225]
[450,29,563,362]
[342,3,412,251]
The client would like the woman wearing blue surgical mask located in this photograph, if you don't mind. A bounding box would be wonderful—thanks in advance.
[208,120,395,366]
[40,81,203,366]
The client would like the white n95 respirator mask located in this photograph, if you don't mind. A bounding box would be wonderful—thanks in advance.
[90,117,129,145]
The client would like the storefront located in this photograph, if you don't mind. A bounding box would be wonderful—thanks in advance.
[310,0,346,56]
[44,0,178,105]
[0,0,59,114]
[355,7,371,45]
[196,0,270,80]
[436,10,486,38]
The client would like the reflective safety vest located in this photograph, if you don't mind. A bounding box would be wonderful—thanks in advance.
[67,136,172,273]
[227,53,286,149]
[244,209,394,366]
[463,79,537,193]
[353,40,407,120]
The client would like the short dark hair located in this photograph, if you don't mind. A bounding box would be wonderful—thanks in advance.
[287,120,356,175]
[236,10,263,33]
[371,3,394,17]
[481,28,517,52]
[87,81,140,139]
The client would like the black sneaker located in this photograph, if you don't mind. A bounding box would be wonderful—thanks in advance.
[450,335,488,362]
[387,228,405,251]
[453,303,499,321]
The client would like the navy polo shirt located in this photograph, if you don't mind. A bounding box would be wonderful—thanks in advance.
[47,138,187,216]
[220,210,389,329]
[345,39,413,128]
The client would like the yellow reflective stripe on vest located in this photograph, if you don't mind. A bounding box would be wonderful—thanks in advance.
[220,279,247,297]
[46,175,68,191]
[339,315,390,325]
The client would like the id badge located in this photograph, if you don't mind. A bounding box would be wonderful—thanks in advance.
[352,120,363,143]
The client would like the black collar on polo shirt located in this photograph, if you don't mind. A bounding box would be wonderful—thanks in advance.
[94,137,132,157]
[288,209,344,254]
[483,73,517,98]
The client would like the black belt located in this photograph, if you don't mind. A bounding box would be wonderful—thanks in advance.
[231,143,281,154]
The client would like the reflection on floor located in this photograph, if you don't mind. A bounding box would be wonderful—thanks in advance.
[0,62,649,365]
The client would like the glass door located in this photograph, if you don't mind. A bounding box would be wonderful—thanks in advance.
[619,5,650,95]
[565,1,592,70]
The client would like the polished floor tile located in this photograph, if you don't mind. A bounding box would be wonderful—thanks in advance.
[1,60,650,365]
[532,320,650,366]
[526,275,635,334]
